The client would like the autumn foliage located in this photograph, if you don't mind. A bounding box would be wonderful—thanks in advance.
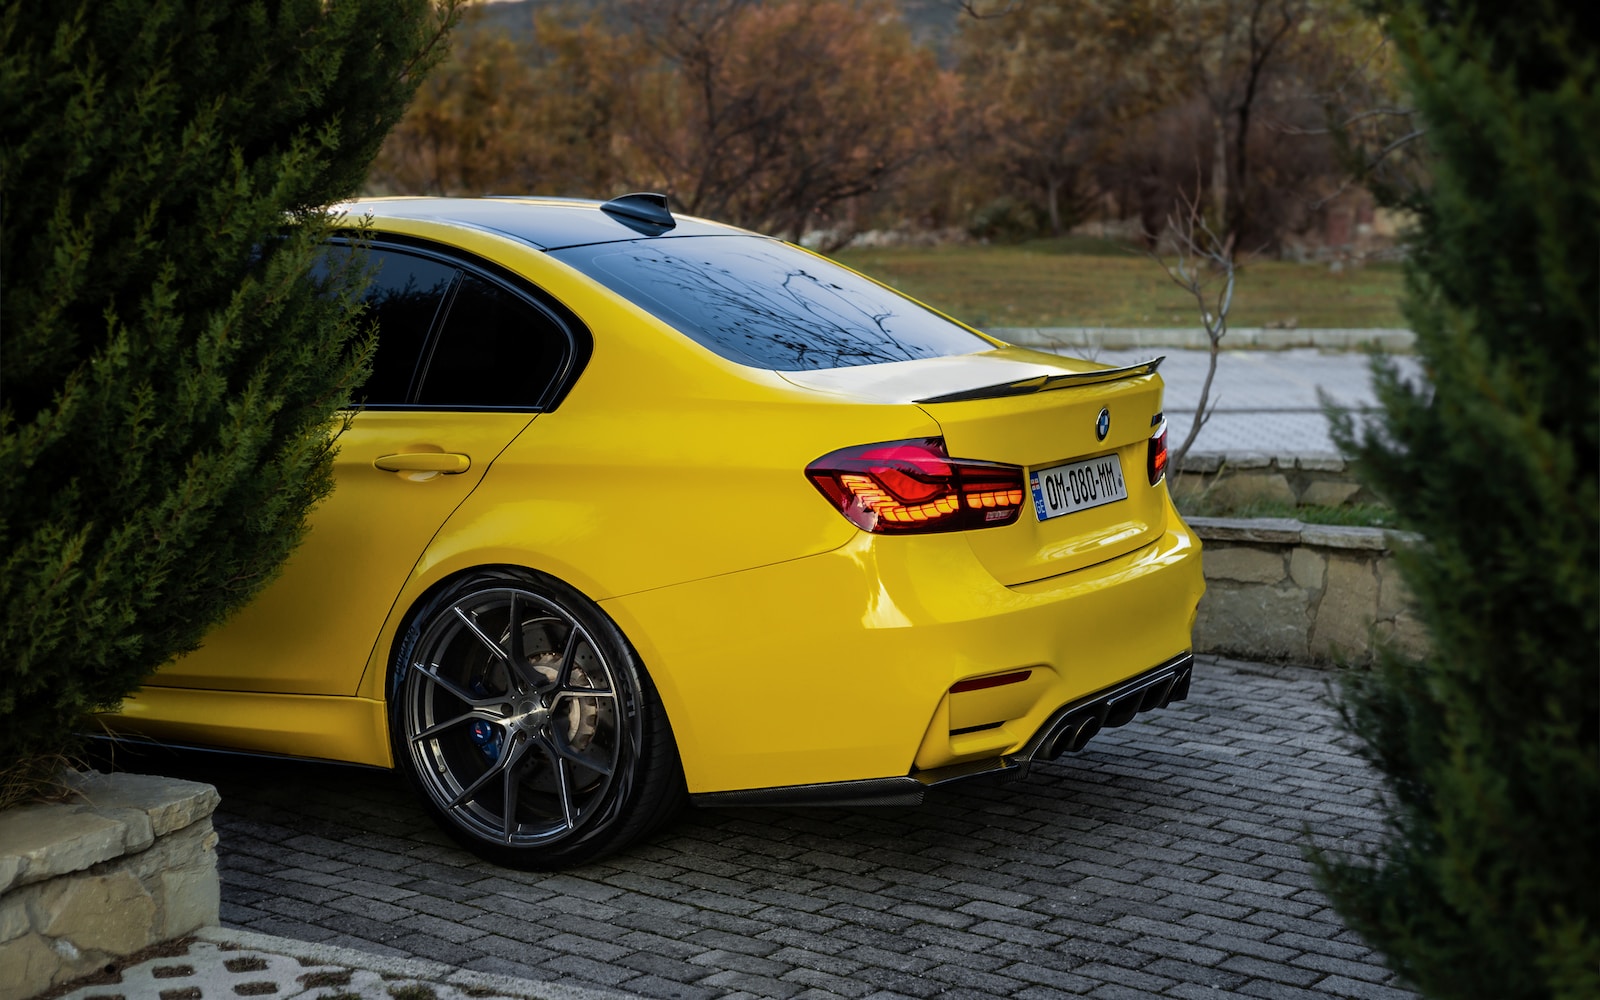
[373,0,951,245]
[370,0,1386,253]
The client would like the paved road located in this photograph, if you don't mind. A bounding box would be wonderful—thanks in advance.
[139,656,1415,1000]
[1046,347,1424,458]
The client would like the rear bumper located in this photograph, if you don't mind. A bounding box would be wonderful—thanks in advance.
[603,502,1203,796]
[692,651,1193,807]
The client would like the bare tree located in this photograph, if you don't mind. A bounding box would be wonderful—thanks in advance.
[1148,186,1238,465]
[617,0,953,245]
[957,0,1173,238]
[369,5,629,198]
[1315,28,1430,210]
[1269,20,1428,213]
[1174,0,1321,247]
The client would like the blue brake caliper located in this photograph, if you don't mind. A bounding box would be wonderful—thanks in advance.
[467,680,503,763]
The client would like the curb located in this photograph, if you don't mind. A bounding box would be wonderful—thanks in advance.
[989,326,1414,352]
[1188,514,1419,550]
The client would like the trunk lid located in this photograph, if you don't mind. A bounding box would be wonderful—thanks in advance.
[781,347,1170,585]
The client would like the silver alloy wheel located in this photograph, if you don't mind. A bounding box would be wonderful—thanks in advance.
[400,585,637,848]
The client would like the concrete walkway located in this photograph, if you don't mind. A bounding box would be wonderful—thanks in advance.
[55,927,620,1000]
[1088,346,1421,458]
[993,328,1423,459]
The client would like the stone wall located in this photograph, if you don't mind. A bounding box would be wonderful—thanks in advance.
[0,771,220,1000]
[1191,516,1429,666]
[1172,453,1386,510]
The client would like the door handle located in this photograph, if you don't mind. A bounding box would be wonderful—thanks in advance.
[374,452,472,475]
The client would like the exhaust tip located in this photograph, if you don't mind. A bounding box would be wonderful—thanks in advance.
[1037,720,1072,761]
[1023,653,1194,764]
[1067,717,1102,753]
[1041,714,1104,759]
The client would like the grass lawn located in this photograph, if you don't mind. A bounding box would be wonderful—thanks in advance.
[1175,495,1399,528]
[832,238,1408,330]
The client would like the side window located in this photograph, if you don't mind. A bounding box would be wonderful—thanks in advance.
[415,272,569,408]
[358,250,458,404]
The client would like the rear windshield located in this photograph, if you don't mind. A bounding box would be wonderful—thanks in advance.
[549,236,990,371]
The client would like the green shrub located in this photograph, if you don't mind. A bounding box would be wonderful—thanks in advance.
[968,195,1045,243]
[1314,2,1599,996]
[0,0,456,803]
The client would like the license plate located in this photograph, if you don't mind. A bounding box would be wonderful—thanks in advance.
[1030,454,1128,521]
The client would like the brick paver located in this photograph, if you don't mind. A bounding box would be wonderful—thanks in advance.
[172,655,1414,998]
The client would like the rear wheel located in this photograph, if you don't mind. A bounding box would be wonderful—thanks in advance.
[389,569,682,868]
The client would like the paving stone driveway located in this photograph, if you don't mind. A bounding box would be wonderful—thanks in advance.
[174,656,1416,1000]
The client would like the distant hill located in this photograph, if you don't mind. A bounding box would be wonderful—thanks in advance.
[459,0,965,64]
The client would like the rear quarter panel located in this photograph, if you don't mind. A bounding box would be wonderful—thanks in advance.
[351,247,940,704]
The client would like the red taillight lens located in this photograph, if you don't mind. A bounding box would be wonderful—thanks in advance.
[806,438,1025,534]
[1148,418,1169,486]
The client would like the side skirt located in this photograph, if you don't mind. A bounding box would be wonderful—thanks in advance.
[100,686,393,768]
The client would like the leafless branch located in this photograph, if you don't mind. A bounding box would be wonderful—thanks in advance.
[1307,176,1360,213]
[1273,107,1420,139]
[1145,185,1237,467]
[956,1,1022,19]
[1323,126,1428,207]
[1369,128,1428,166]
[1338,107,1421,126]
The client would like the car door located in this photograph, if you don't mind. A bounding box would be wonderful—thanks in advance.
[151,245,580,696]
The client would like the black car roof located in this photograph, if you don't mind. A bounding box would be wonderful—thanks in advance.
[346,196,748,251]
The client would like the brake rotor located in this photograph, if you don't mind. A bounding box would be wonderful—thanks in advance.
[517,619,606,752]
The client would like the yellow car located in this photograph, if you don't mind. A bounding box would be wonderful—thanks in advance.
[111,194,1205,868]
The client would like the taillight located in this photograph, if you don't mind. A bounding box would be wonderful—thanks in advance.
[806,438,1025,534]
[1148,417,1169,485]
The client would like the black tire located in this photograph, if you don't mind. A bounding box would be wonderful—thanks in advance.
[388,568,684,869]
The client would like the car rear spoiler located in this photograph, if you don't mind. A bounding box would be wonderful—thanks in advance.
[915,357,1165,404]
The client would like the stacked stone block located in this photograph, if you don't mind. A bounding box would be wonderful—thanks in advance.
[1191,516,1429,665]
[1171,453,1386,511]
[0,771,220,1000]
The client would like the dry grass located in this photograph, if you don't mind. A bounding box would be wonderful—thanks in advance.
[0,748,85,811]
[832,239,1408,330]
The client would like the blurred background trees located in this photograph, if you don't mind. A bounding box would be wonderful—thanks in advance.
[956,0,1173,239]
[368,4,622,196]
[368,0,1391,257]
[615,0,954,244]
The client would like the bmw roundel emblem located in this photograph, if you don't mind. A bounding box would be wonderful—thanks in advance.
[1095,407,1111,441]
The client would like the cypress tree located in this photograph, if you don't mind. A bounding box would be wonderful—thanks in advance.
[0,0,457,798]
[1315,1,1599,996]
